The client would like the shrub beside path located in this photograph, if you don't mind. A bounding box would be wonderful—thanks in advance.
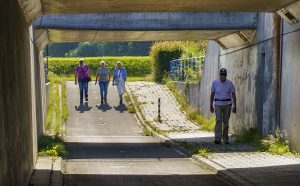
[127,81,300,186]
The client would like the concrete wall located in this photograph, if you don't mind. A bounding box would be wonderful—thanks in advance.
[199,13,278,135]
[199,41,220,116]
[173,81,201,113]
[199,14,300,151]
[280,22,300,151]
[0,0,42,185]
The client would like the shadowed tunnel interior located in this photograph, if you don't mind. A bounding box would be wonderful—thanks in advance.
[66,142,185,159]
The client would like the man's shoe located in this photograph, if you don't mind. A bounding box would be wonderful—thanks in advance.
[214,140,221,145]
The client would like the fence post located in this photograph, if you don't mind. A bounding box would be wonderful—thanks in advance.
[158,98,161,123]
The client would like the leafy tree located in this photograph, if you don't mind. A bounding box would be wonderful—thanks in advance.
[45,43,79,57]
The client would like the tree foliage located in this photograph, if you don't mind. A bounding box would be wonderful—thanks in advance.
[45,42,152,57]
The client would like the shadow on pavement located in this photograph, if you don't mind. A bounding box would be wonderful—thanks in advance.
[222,164,300,185]
[96,103,112,112]
[75,102,92,113]
[172,136,257,153]
[29,169,62,186]
[66,142,186,159]
[64,174,227,186]
[114,104,128,113]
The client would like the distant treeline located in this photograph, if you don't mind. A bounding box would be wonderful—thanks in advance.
[45,42,153,57]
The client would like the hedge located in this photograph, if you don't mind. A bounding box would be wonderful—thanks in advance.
[150,42,184,82]
[47,56,152,77]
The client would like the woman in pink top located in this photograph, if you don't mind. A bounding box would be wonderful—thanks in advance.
[75,58,91,104]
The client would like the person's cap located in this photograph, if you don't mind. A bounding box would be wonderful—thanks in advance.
[220,68,227,75]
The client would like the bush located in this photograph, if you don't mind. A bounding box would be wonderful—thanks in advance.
[38,135,67,157]
[150,42,184,82]
[47,56,152,77]
[150,41,207,82]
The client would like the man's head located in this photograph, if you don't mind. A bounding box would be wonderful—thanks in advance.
[219,68,227,82]
[79,58,84,65]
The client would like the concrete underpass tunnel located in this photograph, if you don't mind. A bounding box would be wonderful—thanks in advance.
[2,0,300,185]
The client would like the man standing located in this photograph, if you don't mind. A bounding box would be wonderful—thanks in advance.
[210,68,236,144]
[75,58,91,104]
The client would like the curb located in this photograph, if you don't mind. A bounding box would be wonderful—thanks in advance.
[29,157,63,186]
[127,90,253,186]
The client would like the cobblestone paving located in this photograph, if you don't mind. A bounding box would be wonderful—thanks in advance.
[127,81,300,185]
[127,82,199,131]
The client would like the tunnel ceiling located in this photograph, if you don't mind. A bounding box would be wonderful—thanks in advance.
[41,0,298,14]
[40,29,248,43]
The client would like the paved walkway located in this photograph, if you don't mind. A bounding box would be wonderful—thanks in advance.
[63,81,228,186]
[127,81,300,186]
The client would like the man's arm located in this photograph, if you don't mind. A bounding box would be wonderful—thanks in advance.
[232,92,237,113]
[210,92,215,113]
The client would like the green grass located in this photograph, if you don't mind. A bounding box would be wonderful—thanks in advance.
[179,141,211,157]
[46,72,69,135]
[235,128,263,147]
[143,128,153,136]
[165,77,215,131]
[38,135,67,158]
[236,127,294,155]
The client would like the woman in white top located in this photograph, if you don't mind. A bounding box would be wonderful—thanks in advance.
[113,61,127,105]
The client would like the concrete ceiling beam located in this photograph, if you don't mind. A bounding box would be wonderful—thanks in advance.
[40,0,298,14]
[18,0,43,24]
[33,29,49,51]
[33,12,257,31]
[215,30,256,49]
[43,29,251,43]
[277,0,300,24]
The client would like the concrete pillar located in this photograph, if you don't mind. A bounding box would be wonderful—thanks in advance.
[0,0,39,185]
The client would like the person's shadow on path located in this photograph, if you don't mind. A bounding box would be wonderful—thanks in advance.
[75,102,92,113]
[113,104,128,113]
[96,103,112,112]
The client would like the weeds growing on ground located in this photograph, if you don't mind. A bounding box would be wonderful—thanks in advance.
[179,141,211,157]
[38,135,67,158]
[260,127,291,155]
[236,127,293,155]
[46,72,69,136]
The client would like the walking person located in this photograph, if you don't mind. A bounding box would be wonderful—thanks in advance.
[210,68,236,145]
[113,61,127,105]
[95,61,111,105]
[75,58,91,104]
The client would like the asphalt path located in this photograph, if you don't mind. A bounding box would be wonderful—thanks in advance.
[63,81,228,186]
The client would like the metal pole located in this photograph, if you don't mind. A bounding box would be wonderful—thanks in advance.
[46,44,49,83]
[158,98,161,122]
